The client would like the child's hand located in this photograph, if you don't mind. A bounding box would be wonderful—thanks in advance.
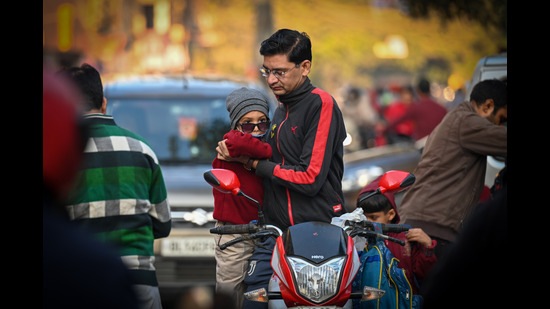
[216,139,235,161]
[216,140,250,164]
[405,228,433,248]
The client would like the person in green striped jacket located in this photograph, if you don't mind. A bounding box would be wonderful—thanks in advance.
[58,63,171,309]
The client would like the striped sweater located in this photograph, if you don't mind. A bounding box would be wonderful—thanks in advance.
[65,113,171,287]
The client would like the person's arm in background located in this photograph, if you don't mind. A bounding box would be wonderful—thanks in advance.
[459,113,507,157]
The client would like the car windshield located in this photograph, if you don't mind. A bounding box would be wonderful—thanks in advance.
[108,97,229,165]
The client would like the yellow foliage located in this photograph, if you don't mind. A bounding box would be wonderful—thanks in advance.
[189,0,503,92]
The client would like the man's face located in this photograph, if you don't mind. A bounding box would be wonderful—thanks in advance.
[261,54,309,97]
[489,106,507,126]
[474,100,508,126]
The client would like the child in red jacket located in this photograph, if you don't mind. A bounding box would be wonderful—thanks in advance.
[211,87,272,308]
[356,175,437,296]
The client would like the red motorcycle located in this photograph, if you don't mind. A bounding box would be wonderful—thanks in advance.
[205,169,413,308]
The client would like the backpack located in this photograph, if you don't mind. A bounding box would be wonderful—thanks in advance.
[354,240,422,309]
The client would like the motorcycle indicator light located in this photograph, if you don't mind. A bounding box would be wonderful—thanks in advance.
[362,285,386,301]
[287,256,346,303]
[243,288,269,303]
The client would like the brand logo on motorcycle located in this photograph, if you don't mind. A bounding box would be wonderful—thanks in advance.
[311,255,324,259]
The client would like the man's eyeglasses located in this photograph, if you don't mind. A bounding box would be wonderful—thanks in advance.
[260,64,299,79]
[238,121,270,133]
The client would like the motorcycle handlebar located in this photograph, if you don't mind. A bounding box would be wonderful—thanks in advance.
[209,222,259,235]
[345,220,411,234]
[218,229,280,250]
[382,223,411,233]
[380,233,406,246]
[349,230,407,246]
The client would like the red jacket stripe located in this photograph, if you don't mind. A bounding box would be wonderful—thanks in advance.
[273,88,334,184]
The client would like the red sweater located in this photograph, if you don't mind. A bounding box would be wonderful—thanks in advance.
[212,130,272,224]
[386,96,447,141]
[383,101,414,137]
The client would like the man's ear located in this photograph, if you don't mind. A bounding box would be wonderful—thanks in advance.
[300,60,311,77]
[100,97,107,114]
[479,99,495,117]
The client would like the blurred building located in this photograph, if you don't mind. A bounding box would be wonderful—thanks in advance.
[43,0,196,76]
[43,0,503,102]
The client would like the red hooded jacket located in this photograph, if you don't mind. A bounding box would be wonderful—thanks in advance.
[212,130,272,224]
[358,175,437,294]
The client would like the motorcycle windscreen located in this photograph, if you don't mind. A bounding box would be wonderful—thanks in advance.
[282,221,348,264]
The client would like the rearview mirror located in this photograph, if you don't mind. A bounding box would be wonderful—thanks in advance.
[358,170,415,204]
[203,169,241,195]
[378,170,415,193]
[203,168,264,224]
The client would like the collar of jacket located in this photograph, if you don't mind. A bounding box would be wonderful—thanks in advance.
[459,100,475,112]
[278,77,314,107]
[81,113,115,126]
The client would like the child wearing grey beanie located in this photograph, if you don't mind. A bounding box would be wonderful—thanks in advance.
[226,87,270,130]
[212,86,273,308]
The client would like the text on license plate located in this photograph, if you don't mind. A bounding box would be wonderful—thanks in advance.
[160,236,216,257]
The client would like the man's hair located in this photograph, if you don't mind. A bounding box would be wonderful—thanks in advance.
[470,79,507,111]
[57,63,104,111]
[259,28,312,64]
[357,193,392,214]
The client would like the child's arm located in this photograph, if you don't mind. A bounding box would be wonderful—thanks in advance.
[224,130,272,159]
[409,228,437,282]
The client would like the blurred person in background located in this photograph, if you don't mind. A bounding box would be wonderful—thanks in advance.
[369,86,396,146]
[446,86,466,111]
[43,68,139,309]
[57,63,172,309]
[383,77,447,143]
[381,84,415,144]
[397,79,507,260]
[340,86,379,150]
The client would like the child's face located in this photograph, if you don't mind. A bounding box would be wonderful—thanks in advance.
[364,209,394,224]
[237,111,269,135]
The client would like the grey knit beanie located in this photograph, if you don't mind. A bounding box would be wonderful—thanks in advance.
[226,87,270,130]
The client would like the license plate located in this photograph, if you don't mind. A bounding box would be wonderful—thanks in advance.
[160,236,216,257]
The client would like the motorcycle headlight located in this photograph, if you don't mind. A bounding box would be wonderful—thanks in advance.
[287,256,346,303]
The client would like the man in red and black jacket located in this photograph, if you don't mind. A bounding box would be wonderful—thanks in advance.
[216,29,347,309]
[254,74,347,230]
